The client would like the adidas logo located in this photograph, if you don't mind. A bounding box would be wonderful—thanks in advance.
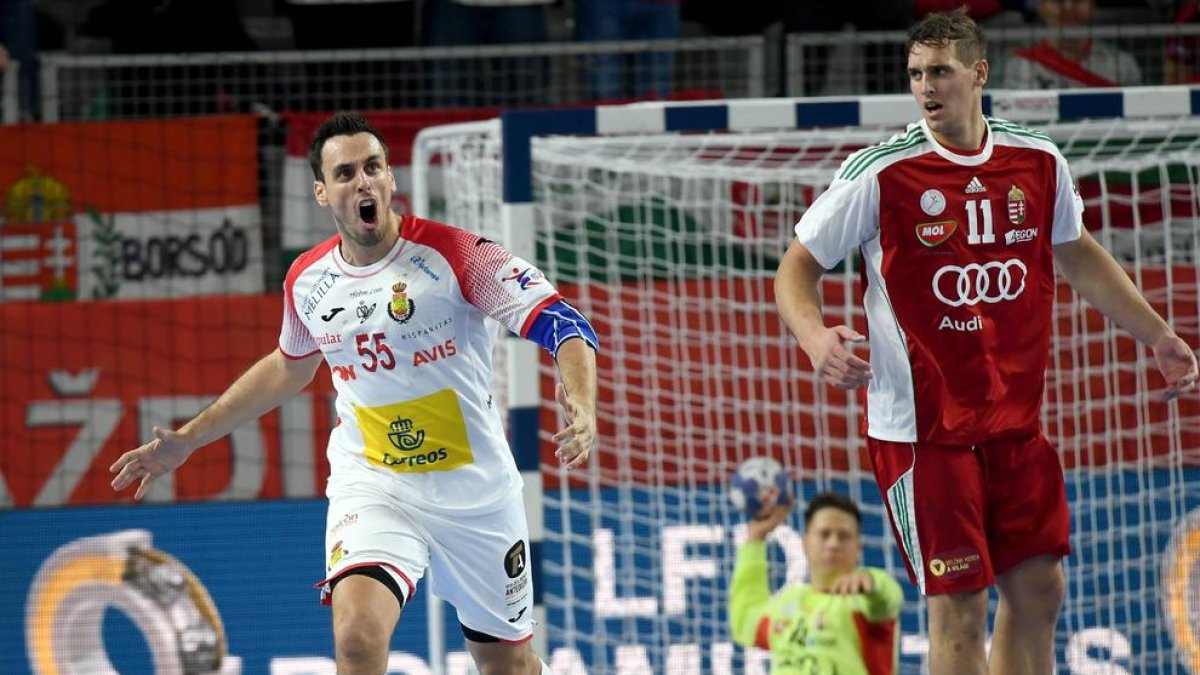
[965,176,986,194]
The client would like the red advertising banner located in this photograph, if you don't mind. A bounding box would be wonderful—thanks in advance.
[0,116,264,301]
[0,295,334,507]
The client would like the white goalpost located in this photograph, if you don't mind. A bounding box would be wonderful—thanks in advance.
[414,87,1200,675]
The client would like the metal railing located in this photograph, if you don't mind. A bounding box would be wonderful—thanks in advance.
[2,61,18,124]
[38,37,766,123]
[787,23,1200,96]
[13,24,1200,124]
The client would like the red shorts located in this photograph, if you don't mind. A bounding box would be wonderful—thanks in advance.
[867,433,1070,595]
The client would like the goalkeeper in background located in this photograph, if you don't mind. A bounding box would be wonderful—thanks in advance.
[775,8,1199,675]
[729,493,902,675]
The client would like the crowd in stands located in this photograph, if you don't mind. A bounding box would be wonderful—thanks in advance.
[0,0,1196,120]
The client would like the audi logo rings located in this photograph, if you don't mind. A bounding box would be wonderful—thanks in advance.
[932,259,1028,307]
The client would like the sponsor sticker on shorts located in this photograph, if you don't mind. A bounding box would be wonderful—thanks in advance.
[353,388,474,473]
[928,548,983,579]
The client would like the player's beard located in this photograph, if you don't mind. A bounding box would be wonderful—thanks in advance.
[337,210,391,250]
[343,223,384,248]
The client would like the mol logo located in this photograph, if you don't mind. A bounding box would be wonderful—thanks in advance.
[916,220,957,248]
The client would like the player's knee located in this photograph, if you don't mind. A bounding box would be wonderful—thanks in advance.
[1002,562,1065,622]
[333,612,392,670]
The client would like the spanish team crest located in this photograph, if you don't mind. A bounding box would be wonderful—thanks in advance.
[1008,185,1026,225]
[328,540,347,569]
[386,278,416,323]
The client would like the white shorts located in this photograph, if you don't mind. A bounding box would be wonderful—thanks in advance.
[316,475,534,642]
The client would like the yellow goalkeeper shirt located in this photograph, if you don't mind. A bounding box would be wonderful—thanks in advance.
[729,541,903,675]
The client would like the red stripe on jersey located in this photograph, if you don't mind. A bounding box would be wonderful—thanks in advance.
[284,234,341,295]
[280,347,320,360]
[853,613,897,675]
[754,615,772,650]
[520,295,562,338]
[402,216,513,307]
[281,235,339,355]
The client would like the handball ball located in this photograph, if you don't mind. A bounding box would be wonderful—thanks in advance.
[729,457,791,520]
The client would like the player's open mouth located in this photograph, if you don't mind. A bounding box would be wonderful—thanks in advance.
[925,102,943,113]
[359,199,378,224]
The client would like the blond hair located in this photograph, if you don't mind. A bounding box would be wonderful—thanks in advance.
[906,8,987,65]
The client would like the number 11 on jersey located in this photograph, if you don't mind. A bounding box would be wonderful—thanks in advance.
[965,199,995,245]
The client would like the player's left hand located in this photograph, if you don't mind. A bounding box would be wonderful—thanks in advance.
[553,382,596,470]
[1151,334,1199,402]
[828,570,874,595]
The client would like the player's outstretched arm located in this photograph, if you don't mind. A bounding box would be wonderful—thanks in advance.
[110,349,323,499]
[552,338,597,471]
[729,502,791,648]
[775,240,872,390]
[1054,231,1199,401]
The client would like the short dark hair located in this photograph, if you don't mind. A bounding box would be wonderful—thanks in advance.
[308,112,390,181]
[803,492,862,530]
[905,8,987,65]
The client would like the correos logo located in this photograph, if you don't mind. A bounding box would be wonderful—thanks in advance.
[932,259,1027,307]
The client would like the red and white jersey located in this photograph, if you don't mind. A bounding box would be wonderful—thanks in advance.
[281,215,560,513]
[796,118,1083,445]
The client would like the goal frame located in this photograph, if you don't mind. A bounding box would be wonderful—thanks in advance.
[413,85,1200,673]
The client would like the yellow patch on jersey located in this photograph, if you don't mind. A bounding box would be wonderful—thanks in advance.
[353,388,474,473]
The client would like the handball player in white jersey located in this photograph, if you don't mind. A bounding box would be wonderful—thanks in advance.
[111,113,599,675]
[774,10,1197,675]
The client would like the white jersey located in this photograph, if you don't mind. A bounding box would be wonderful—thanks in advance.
[281,215,560,514]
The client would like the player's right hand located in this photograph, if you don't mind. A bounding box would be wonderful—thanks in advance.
[808,325,872,390]
[110,426,194,500]
[1151,334,1198,402]
[746,499,794,542]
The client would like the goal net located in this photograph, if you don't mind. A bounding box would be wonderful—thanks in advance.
[415,92,1200,675]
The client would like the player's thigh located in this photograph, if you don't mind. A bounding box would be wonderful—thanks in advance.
[422,489,534,642]
[926,588,989,641]
[868,437,994,595]
[318,482,430,608]
[983,433,1070,577]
